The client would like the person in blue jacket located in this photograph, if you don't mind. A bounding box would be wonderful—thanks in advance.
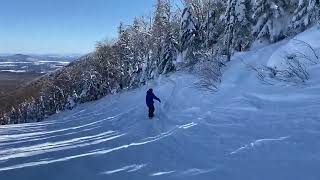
[146,88,161,118]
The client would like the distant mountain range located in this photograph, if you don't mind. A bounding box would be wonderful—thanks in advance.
[0,54,82,74]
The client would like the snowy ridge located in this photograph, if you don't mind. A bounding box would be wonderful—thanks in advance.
[1,27,320,179]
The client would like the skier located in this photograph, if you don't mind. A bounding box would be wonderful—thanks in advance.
[146,88,161,118]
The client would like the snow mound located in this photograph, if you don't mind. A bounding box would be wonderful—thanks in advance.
[268,25,320,70]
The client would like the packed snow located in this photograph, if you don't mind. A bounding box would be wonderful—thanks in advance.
[1,27,320,179]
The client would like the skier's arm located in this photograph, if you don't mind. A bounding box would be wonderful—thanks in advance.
[153,94,161,103]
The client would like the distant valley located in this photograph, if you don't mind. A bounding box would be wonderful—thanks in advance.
[0,54,81,96]
[0,54,80,74]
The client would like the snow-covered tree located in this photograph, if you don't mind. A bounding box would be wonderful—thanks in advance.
[179,6,197,62]
[150,0,177,74]
[151,0,171,59]
[222,0,251,60]
[158,39,176,73]
[290,0,320,33]
[252,0,288,42]
[203,8,217,49]
[128,17,151,87]
[233,0,252,51]
[223,0,237,61]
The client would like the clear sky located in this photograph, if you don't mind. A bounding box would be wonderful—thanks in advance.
[0,0,158,55]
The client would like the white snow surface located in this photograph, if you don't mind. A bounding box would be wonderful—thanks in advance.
[268,26,320,69]
[1,28,320,179]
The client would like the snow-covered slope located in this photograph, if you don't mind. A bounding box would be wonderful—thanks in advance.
[1,27,320,180]
[268,26,320,69]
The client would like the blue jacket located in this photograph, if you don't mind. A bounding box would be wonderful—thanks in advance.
[146,89,160,107]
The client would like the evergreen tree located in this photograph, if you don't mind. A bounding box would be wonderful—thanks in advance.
[129,17,151,86]
[150,0,173,74]
[252,0,288,42]
[233,0,252,51]
[179,6,197,62]
[222,0,251,60]
[203,7,217,49]
[223,0,237,61]
[290,0,320,33]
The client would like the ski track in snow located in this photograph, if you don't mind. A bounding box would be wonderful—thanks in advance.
[0,121,196,172]
[230,136,291,155]
[1,27,320,179]
[101,164,147,175]
[150,171,176,176]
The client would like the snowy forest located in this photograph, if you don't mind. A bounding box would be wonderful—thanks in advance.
[1,0,319,125]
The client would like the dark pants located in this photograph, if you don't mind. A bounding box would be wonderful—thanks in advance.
[148,105,155,118]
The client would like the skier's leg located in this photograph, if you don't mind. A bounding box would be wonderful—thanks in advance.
[148,106,153,118]
[151,105,155,117]
[149,105,155,118]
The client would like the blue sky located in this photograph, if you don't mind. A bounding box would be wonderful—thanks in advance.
[0,0,158,55]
